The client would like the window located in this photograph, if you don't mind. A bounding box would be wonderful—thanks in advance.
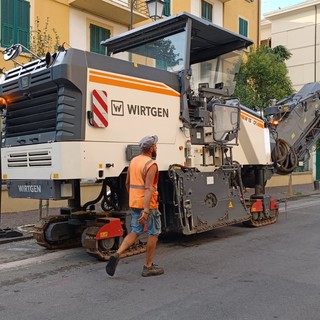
[163,0,171,17]
[239,17,248,37]
[112,30,186,73]
[201,0,212,22]
[1,0,30,48]
[191,51,243,97]
[90,24,111,55]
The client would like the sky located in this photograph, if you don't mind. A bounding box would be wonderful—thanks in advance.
[261,0,309,16]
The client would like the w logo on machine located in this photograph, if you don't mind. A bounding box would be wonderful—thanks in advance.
[92,89,109,127]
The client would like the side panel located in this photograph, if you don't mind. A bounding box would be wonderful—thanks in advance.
[233,109,272,165]
[1,141,187,180]
[166,168,250,235]
[86,68,182,145]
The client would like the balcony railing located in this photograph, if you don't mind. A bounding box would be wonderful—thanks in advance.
[69,0,149,26]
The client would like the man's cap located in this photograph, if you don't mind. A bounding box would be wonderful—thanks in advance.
[139,135,158,150]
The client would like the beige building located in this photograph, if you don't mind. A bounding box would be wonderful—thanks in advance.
[262,0,320,91]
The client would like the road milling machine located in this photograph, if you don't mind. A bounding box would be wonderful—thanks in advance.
[1,13,320,260]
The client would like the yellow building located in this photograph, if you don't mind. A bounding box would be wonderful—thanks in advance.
[0,0,260,71]
[223,0,260,46]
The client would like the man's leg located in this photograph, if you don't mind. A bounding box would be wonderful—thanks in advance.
[117,232,139,255]
[145,235,158,267]
[142,234,164,277]
[106,232,138,276]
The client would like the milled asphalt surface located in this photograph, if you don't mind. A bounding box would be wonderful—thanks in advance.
[0,183,319,244]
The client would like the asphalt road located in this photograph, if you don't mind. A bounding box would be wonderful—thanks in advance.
[1,196,320,320]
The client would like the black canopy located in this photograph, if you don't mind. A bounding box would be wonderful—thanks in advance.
[101,12,253,65]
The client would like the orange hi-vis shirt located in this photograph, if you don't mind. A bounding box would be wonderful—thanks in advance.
[128,154,159,209]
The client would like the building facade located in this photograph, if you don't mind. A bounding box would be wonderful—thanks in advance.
[0,0,260,70]
[224,0,260,47]
[262,0,320,92]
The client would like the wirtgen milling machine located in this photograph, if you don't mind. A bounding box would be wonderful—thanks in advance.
[1,13,319,259]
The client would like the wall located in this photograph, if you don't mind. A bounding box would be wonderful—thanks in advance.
[224,0,260,46]
[32,0,70,48]
[266,171,313,187]
[265,4,320,91]
[172,0,191,14]
[189,0,223,26]
[69,7,128,50]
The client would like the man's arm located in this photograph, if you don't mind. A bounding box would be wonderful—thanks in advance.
[125,166,130,192]
[143,163,157,211]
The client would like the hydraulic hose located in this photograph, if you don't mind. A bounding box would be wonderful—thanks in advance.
[271,138,298,174]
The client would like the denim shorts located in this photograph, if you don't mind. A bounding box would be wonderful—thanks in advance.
[130,208,161,236]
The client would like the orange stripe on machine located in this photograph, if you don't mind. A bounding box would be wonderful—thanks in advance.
[89,70,180,97]
[240,110,264,128]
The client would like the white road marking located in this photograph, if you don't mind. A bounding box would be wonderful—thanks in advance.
[0,248,81,271]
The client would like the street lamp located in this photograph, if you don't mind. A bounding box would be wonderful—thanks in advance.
[146,0,165,21]
[130,0,164,30]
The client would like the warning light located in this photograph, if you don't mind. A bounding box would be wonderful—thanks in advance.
[269,119,280,127]
[0,96,7,109]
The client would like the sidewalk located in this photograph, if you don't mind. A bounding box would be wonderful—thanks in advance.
[0,183,319,243]
[266,182,320,200]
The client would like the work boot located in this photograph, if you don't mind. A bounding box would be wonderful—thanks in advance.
[106,253,120,276]
[141,264,164,277]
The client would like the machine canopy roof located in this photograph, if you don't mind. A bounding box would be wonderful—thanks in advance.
[101,12,253,65]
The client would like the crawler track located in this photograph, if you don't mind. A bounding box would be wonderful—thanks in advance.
[33,216,146,261]
[82,225,146,261]
[243,198,280,227]
[32,215,82,249]
[244,215,278,227]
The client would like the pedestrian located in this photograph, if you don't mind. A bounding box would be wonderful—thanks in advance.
[106,135,164,277]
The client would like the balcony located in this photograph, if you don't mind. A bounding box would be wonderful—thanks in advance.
[69,0,149,26]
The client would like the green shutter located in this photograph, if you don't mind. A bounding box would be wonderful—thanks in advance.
[1,0,14,47]
[316,149,320,180]
[16,0,30,48]
[1,0,30,48]
[163,0,170,17]
[239,18,248,37]
[90,24,110,55]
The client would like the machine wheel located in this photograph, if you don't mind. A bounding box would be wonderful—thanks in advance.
[98,237,115,251]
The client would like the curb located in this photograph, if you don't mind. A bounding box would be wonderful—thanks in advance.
[0,224,35,245]
[0,234,33,245]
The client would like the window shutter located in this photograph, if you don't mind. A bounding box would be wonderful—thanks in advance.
[239,18,248,37]
[90,24,110,55]
[1,0,30,48]
[163,0,170,17]
[16,0,30,48]
[1,0,14,47]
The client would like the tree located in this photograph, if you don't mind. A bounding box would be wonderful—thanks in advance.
[153,38,182,69]
[234,45,294,110]
[29,17,60,60]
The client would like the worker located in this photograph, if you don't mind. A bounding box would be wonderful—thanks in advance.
[106,135,164,277]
